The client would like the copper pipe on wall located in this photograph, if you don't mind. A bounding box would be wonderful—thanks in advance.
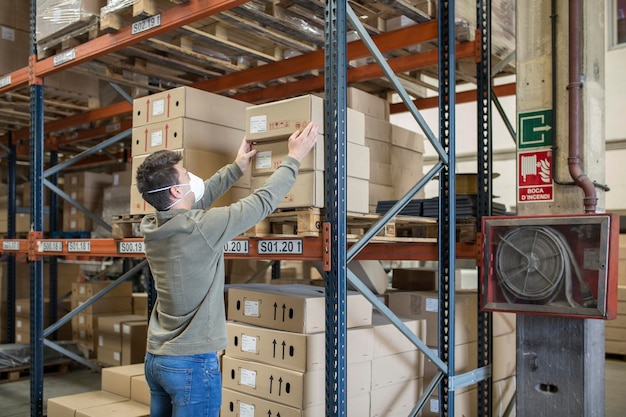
[568,0,598,213]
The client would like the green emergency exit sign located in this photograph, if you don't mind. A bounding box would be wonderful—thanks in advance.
[518,109,553,149]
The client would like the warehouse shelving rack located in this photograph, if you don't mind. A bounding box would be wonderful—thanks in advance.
[0,1,500,416]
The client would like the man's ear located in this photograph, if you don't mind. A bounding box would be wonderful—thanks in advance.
[169,185,183,199]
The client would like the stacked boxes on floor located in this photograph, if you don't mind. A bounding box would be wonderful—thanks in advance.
[47,363,150,417]
[62,171,114,233]
[97,314,147,367]
[70,280,133,358]
[0,182,50,234]
[223,283,435,416]
[386,290,517,416]
[130,86,251,214]
[246,94,370,214]
[347,87,425,213]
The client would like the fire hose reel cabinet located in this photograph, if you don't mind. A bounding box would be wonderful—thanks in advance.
[481,213,620,318]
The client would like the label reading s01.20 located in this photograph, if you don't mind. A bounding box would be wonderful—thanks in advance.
[257,239,303,254]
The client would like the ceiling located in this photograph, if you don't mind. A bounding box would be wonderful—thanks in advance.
[0,0,516,172]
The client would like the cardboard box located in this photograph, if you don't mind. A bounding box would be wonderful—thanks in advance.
[370,312,426,358]
[130,375,151,406]
[347,259,390,295]
[371,350,423,389]
[251,139,369,179]
[97,314,146,336]
[422,342,478,385]
[71,296,133,315]
[97,346,122,366]
[369,161,393,186]
[132,293,148,317]
[250,172,369,213]
[227,284,372,333]
[131,117,245,157]
[63,171,114,190]
[74,400,150,417]
[101,363,145,398]
[347,87,390,120]
[72,281,133,299]
[246,95,324,141]
[221,389,370,417]
[493,332,516,381]
[221,355,371,408]
[225,321,373,372]
[391,267,478,292]
[121,321,148,365]
[387,291,478,346]
[369,377,421,417]
[47,391,128,417]
[365,137,391,163]
[0,2,31,32]
[0,26,30,76]
[132,86,249,128]
[390,123,425,153]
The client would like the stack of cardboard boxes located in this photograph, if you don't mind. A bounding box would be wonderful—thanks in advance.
[346,87,425,213]
[96,314,147,367]
[130,86,251,214]
[47,363,150,417]
[386,290,517,416]
[245,94,370,214]
[70,280,133,358]
[14,298,72,343]
[606,234,626,355]
[62,171,115,233]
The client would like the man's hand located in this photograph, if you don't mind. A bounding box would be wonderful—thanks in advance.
[235,136,257,172]
[287,122,319,162]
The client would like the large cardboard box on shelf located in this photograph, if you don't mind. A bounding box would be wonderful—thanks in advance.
[227,284,372,333]
[72,281,133,299]
[121,321,148,365]
[251,139,370,179]
[0,1,31,32]
[250,171,369,213]
[71,296,133,315]
[369,377,421,417]
[222,355,371,409]
[390,123,425,154]
[131,117,245,157]
[225,321,373,372]
[64,171,114,190]
[0,210,50,234]
[347,87,390,120]
[245,94,365,143]
[4,261,81,300]
[132,86,249,128]
[0,25,30,76]
[101,363,145,398]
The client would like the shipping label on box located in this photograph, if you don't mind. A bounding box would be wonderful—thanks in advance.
[132,86,248,128]
[227,284,372,333]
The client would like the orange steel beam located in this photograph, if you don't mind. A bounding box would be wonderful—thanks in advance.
[232,41,476,104]
[389,81,517,113]
[0,0,250,95]
[193,20,439,93]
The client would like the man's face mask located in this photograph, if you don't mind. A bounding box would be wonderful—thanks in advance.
[146,172,205,210]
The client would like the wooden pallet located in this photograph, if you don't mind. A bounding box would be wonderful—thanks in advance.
[100,0,182,32]
[397,216,479,243]
[111,214,144,239]
[0,359,72,384]
[36,15,101,59]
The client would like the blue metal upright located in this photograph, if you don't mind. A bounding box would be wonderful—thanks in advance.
[476,1,494,416]
[324,1,349,416]
[438,1,457,416]
[6,133,17,343]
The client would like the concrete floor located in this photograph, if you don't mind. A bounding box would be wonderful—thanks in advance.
[0,360,624,416]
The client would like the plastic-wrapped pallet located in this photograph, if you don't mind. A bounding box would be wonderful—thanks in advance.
[36,0,105,42]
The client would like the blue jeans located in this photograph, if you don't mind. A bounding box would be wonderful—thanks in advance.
[144,352,222,417]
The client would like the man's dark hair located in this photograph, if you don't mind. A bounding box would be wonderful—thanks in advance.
[136,150,183,211]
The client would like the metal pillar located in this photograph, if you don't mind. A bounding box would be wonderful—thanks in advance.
[49,150,59,338]
[438,1,457,415]
[476,1,494,416]
[324,0,348,415]
[7,133,17,343]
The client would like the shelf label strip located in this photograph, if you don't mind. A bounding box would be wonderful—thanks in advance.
[224,240,249,254]
[37,241,63,252]
[258,239,303,255]
[132,14,162,35]
[0,75,11,88]
[2,241,20,251]
[53,49,76,66]
[67,241,91,253]
[117,241,145,254]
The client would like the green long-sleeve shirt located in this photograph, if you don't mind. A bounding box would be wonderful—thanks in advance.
[141,157,300,355]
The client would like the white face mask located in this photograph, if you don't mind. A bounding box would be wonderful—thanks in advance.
[146,171,205,210]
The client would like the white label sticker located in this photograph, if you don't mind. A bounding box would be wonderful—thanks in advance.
[239,402,255,417]
[131,13,161,35]
[244,300,260,317]
[68,241,91,252]
[16,319,22,328]
[151,130,163,147]
[425,298,438,312]
[79,316,85,325]
[113,351,120,361]
[38,241,63,252]
[53,48,75,66]
[123,324,131,334]
[2,241,20,251]
[1,26,15,41]
[249,115,267,133]
[223,240,249,254]
[583,247,601,270]
[114,324,121,333]
[240,368,257,387]
[98,335,103,346]
[152,99,165,116]
[16,305,22,313]
[0,74,11,88]
[430,398,439,412]
[258,239,303,255]
[118,241,145,254]
[255,151,272,169]
[241,335,258,353]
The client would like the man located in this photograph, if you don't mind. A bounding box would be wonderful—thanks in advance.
[135,121,319,417]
